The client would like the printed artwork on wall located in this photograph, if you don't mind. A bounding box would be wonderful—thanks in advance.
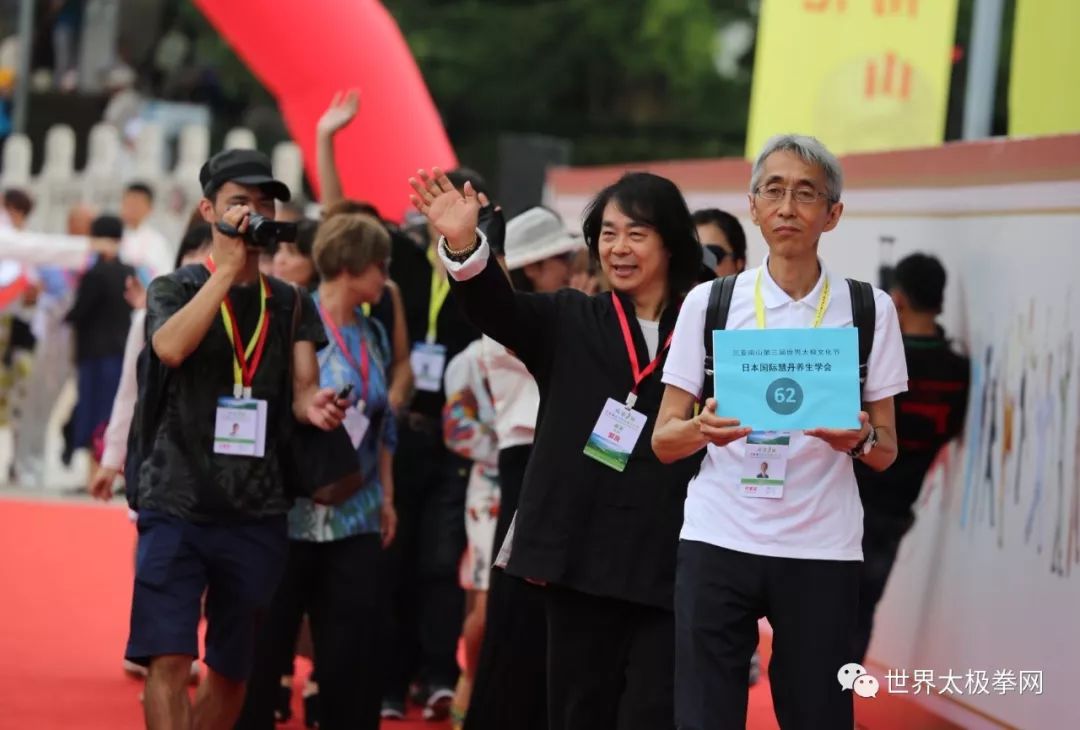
[954,292,1079,577]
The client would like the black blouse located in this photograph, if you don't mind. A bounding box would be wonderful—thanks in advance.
[389,233,479,418]
[449,251,700,609]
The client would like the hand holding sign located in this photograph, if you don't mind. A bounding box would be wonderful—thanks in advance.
[697,398,752,447]
[805,411,871,453]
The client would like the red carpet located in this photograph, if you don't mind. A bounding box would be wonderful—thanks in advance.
[0,497,960,729]
[0,498,438,730]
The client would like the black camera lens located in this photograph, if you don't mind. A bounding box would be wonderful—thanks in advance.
[245,214,298,248]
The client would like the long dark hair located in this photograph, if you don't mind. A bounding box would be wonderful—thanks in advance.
[691,208,747,261]
[582,172,701,299]
[174,223,212,270]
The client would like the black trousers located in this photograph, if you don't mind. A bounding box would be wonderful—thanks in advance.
[546,586,675,730]
[381,421,469,699]
[853,507,914,662]
[674,540,858,730]
[464,445,547,730]
[237,533,382,730]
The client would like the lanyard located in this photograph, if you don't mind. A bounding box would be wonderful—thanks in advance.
[753,266,830,329]
[205,257,270,398]
[318,302,371,403]
[427,245,450,343]
[611,292,673,409]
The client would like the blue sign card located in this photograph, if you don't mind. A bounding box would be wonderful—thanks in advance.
[712,328,861,431]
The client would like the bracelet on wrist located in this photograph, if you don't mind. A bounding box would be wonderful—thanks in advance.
[441,235,480,262]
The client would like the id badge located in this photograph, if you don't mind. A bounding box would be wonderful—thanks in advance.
[411,342,447,393]
[740,430,790,499]
[583,397,648,472]
[342,402,371,449]
[214,397,267,457]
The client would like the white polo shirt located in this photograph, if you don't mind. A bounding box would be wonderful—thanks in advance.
[662,259,908,561]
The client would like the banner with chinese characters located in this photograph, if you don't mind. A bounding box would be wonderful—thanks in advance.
[746,0,959,157]
[1009,0,1080,137]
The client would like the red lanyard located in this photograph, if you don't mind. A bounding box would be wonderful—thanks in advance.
[205,257,270,398]
[318,302,371,403]
[611,292,673,408]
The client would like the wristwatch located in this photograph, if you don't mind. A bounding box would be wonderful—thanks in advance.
[849,426,878,459]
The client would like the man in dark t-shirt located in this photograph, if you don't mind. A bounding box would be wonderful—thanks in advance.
[122,149,345,728]
[854,253,970,661]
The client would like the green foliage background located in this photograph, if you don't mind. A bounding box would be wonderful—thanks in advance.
[168,0,1013,184]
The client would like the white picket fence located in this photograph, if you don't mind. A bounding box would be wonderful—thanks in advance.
[1,123,305,243]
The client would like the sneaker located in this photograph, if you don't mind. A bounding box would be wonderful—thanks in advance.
[422,687,455,722]
[274,684,293,722]
[303,692,320,728]
[381,700,406,720]
[123,659,148,678]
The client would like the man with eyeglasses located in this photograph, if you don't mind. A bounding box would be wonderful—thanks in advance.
[653,134,908,729]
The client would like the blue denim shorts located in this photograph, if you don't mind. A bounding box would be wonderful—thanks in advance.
[125,509,288,681]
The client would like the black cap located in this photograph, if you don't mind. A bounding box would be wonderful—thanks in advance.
[199,149,291,202]
[90,214,124,240]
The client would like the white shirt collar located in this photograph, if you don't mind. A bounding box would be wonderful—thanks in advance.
[759,254,829,310]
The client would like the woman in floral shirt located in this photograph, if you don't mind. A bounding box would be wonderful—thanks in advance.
[441,338,499,729]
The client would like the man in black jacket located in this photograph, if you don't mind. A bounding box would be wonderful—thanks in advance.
[853,253,970,662]
[64,215,134,474]
[409,167,704,730]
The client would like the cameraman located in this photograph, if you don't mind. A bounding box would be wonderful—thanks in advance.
[124,149,347,730]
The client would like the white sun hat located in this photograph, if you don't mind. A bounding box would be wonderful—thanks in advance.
[504,207,584,271]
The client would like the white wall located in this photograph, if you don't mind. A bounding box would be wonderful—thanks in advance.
[550,178,1080,729]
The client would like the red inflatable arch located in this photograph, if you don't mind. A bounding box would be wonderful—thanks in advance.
[194,0,457,221]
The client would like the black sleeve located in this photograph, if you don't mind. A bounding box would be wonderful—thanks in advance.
[447,252,562,373]
[144,274,190,340]
[294,288,329,349]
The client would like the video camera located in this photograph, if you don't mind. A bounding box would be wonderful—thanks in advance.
[216,214,298,249]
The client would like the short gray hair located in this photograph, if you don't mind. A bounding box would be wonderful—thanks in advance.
[749,134,843,203]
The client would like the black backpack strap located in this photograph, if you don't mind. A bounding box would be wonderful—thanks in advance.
[702,274,738,401]
[846,278,876,388]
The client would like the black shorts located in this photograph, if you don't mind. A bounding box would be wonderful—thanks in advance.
[125,509,288,681]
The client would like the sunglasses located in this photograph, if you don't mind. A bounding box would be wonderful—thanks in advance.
[703,244,734,262]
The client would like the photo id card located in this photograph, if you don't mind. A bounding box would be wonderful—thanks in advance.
[740,430,790,499]
[583,398,648,472]
[214,397,267,457]
[342,403,370,449]
[411,342,448,393]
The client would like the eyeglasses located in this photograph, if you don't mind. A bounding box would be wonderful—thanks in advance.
[754,185,830,205]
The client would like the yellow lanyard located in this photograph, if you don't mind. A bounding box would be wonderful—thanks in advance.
[218,274,269,398]
[753,266,830,329]
[427,245,450,343]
